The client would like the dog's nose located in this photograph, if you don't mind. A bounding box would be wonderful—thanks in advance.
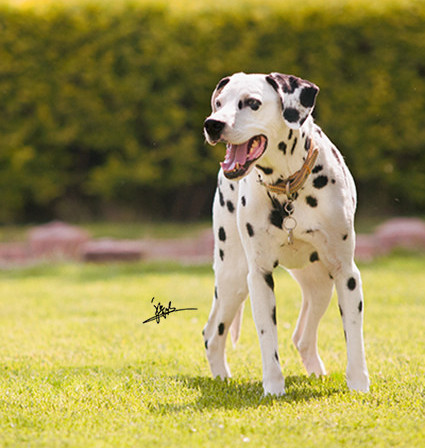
[204,119,225,141]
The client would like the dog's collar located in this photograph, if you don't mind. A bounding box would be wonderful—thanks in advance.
[258,139,319,198]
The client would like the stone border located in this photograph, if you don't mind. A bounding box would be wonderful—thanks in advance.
[1,218,424,267]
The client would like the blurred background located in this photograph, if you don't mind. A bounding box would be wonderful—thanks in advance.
[0,0,424,253]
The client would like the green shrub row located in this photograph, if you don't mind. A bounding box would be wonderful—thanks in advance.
[0,1,424,223]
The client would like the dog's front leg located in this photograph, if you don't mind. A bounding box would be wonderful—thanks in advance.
[247,267,285,396]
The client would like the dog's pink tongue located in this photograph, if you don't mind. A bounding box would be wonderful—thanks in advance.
[221,142,249,171]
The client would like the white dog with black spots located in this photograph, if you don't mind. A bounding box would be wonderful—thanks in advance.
[202,72,370,396]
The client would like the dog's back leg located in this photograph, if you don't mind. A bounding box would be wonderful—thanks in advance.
[303,229,370,391]
[203,175,248,379]
[290,261,334,377]
[333,261,370,392]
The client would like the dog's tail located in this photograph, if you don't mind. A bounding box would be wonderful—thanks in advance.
[230,302,245,348]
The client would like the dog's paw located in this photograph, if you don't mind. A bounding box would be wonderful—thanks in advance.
[346,370,370,393]
[263,377,286,397]
[302,355,327,378]
[210,358,232,381]
[213,371,231,381]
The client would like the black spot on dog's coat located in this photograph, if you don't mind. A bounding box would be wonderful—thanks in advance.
[218,227,226,241]
[219,249,224,261]
[256,165,273,175]
[205,339,208,349]
[264,272,274,291]
[290,137,298,155]
[343,234,348,241]
[284,108,300,123]
[273,260,279,268]
[268,194,290,229]
[274,351,279,362]
[219,189,224,206]
[300,86,318,108]
[246,222,254,237]
[226,200,234,213]
[312,164,323,174]
[313,175,328,189]
[216,77,230,91]
[272,306,277,325]
[270,209,285,229]
[358,301,363,313]
[339,305,343,317]
[218,323,225,335]
[306,195,318,207]
[265,75,279,92]
[285,75,300,93]
[278,141,287,154]
[310,251,319,262]
[347,277,357,291]
[241,196,246,206]
[304,137,312,151]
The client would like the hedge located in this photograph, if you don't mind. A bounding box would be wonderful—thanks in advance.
[0,0,424,223]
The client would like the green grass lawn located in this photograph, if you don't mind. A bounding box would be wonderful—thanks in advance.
[0,254,424,447]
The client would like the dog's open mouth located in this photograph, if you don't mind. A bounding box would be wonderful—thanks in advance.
[220,135,268,179]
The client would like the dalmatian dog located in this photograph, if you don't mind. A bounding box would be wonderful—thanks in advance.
[202,72,370,396]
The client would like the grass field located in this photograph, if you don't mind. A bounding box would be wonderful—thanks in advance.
[0,254,424,447]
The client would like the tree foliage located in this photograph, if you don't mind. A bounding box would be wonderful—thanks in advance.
[0,1,424,222]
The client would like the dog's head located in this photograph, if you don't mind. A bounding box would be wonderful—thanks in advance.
[204,72,319,180]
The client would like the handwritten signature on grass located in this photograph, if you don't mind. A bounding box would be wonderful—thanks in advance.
[142,297,197,324]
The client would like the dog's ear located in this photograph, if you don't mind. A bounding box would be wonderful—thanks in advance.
[265,73,319,129]
[211,76,231,111]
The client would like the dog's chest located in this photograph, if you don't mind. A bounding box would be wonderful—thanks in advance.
[237,172,326,269]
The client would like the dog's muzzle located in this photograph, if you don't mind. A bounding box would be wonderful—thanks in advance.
[204,119,268,180]
[221,135,268,179]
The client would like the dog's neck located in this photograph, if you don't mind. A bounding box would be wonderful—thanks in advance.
[254,119,316,185]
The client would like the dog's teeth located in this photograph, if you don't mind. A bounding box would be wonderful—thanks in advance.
[250,138,261,152]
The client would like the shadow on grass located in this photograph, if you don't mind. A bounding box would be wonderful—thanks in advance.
[156,373,343,413]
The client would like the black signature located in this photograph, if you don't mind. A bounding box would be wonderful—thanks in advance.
[142,297,197,324]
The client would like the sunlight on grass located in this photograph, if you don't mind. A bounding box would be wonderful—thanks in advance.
[0,255,424,446]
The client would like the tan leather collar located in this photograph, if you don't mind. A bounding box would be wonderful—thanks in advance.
[259,139,319,198]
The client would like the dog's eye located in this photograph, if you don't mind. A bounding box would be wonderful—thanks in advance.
[247,98,262,111]
[215,100,221,109]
